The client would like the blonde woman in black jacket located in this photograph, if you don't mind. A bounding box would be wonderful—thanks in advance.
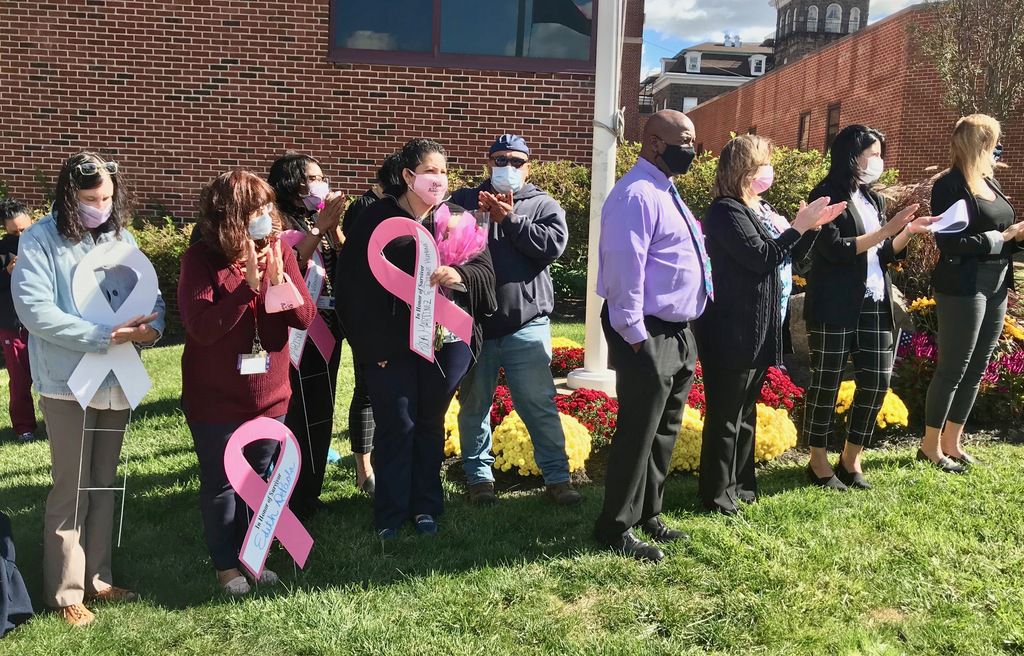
[696,135,845,514]
[919,115,1023,471]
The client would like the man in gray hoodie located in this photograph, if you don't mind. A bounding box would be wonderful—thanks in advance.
[452,134,582,506]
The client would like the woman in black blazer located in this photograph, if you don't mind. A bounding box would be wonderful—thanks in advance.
[919,114,1023,471]
[799,125,932,490]
[696,134,845,514]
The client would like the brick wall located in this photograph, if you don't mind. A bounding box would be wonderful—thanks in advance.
[621,0,646,142]
[687,4,1023,202]
[0,0,644,218]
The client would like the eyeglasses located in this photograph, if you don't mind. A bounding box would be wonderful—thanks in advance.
[306,175,329,184]
[491,155,528,169]
[75,161,118,177]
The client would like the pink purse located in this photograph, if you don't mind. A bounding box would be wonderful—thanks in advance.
[265,273,305,313]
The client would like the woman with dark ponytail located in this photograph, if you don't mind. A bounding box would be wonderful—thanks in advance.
[267,153,347,519]
[336,139,495,540]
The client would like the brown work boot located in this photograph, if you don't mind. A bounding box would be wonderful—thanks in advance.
[545,481,583,506]
[89,585,139,603]
[468,481,497,505]
[58,603,95,627]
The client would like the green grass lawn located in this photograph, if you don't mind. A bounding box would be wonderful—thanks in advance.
[1,322,1024,655]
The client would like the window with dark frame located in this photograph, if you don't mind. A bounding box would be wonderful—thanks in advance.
[329,0,597,73]
[797,111,811,150]
[826,104,841,148]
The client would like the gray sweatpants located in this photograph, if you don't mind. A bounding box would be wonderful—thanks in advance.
[924,263,1008,428]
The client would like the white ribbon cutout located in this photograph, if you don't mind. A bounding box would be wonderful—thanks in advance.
[66,241,159,410]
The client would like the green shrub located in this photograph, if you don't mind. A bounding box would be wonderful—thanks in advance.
[131,217,193,340]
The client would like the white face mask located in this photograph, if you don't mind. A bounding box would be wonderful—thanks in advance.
[858,155,884,184]
[248,205,274,240]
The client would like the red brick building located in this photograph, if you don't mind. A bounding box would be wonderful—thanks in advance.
[687,3,1023,202]
[0,0,644,218]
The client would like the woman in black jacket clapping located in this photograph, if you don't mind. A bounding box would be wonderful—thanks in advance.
[919,114,1023,471]
[696,134,845,514]
[336,138,496,540]
[800,125,932,490]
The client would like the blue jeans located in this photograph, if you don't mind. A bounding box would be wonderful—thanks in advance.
[457,316,570,486]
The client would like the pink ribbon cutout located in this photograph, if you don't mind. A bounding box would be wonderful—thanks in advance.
[224,417,314,577]
[367,217,473,363]
[280,230,336,366]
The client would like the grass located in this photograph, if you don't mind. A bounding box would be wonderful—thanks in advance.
[2,321,1024,655]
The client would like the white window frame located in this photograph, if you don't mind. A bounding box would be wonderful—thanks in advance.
[750,55,767,76]
[807,5,819,32]
[685,52,701,73]
[849,7,861,31]
[825,3,843,33]
[682,97,699,112]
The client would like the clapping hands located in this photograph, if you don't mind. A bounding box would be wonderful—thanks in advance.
[791,196,847,234]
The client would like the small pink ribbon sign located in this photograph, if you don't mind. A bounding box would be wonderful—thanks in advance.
[279,230,337,367]
[224,417,314,578]
[367,217,473,362]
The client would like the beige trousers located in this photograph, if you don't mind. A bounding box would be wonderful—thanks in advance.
[39,396,128,607]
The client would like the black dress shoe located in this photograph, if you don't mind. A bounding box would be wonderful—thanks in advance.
[737,491,757,504]
[916,449,966,474]
[805,464,849,491]
[640,517,689,543]
[835,459,872,490]
[602,530,665,563]
[945,451,978,467]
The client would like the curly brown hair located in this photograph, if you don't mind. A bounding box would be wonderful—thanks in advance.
[197,169,281,262]
[53,151,130,242]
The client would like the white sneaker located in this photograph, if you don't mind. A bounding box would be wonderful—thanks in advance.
[221,575,251,596]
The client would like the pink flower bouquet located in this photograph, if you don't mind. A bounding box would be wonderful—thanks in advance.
[433,203,489,267]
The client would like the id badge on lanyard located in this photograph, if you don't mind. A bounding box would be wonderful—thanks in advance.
[238,297,270,375]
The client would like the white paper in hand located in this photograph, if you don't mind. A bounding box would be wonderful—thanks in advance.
[928,199,970,234]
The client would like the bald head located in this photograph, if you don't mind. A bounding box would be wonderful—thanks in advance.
[643,110,694,143]
[641,110,697,178]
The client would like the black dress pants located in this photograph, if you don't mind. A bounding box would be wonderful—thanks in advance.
[698,364,766,513]
[594,306,697,543]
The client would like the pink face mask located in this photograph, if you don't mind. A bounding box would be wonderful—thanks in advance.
[79,201,112,228]
[408,171,449,207]
[302,181,330,212]
[751,164,775,194]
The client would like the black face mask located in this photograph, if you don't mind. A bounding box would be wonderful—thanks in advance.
[660,143,696,176]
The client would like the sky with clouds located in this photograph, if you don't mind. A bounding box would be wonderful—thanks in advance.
[641,0,920,78]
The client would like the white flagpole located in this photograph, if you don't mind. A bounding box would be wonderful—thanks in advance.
[566,0,625,395]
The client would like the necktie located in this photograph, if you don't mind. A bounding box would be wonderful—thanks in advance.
[669,185,714,301]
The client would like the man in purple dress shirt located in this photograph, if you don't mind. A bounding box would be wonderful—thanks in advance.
[594,110,712,562]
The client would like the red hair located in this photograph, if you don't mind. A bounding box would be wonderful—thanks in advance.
[198,169,281,261]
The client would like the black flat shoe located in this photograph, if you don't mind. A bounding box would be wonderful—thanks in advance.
[805,464,849,491]
[944,451,978,467]
[360,475,376,499]
[602,530,665,563]
[639,517,689,543]
[916,449,965,474]
[835,459,872,490]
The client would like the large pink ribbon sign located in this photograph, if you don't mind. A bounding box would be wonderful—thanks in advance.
[367,217,472,363]
[280,230,337,368]
[224,417,314,577]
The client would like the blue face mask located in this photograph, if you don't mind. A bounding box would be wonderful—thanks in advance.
[248,209,273,240]
[491,165,523,194]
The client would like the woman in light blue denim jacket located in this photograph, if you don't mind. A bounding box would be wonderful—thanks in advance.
[11,152,165,627]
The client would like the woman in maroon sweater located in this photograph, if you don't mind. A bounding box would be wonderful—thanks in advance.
[178,170,315,595]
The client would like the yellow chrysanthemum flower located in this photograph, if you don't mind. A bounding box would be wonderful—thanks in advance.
[491,410,592,477]
[444,397,461,457]
[550,336,584,350]
[834,381,909,430]
[670,404,798,473]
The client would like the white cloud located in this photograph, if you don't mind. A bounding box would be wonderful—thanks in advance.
[345,30,397,50]
[645,0,919,45]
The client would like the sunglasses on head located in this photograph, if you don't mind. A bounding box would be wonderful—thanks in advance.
[75,161,118,177]
[491,155,528,168]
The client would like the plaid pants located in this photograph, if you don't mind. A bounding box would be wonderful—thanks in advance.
[803,298,894,448]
